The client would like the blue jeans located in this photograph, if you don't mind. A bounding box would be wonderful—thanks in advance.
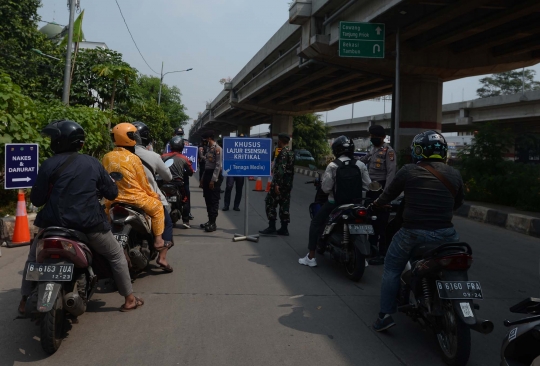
[380,227,459,315]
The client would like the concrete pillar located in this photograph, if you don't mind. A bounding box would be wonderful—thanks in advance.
[271,115,293,149]
[397,75,443,152]
[237,125,250,136]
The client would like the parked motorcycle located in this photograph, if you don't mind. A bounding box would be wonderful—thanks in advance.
[500,297,540,365]
[305,165,380,281]
[386,198,494,365]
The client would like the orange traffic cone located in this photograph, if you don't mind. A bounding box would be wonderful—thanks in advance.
[248,176,255,181]
[265,176,272,192]
[10,191,31,247]
[253,177,264,192]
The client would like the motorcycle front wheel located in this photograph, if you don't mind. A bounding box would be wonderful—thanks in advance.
[436,300,471,366]
[344,244,366,282]
[40,293,64,354]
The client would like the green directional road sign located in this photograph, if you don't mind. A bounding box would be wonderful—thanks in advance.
[339,22,385,59]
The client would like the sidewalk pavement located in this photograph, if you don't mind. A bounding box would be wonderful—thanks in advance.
[294,166,540,239]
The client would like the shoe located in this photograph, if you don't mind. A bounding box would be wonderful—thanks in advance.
[220,189,225,193]
[298,254,317,267]
[233,207,240,211]
[368,256,385,266]
[372,315,396,332]
[222,206,229,211]
[189,213,195,220]
[204,223,217,232]
[277,222,289,236]
[259,221,277,235]
[18,296,27,316]
[200,222,210,228]
[182,222,191,229]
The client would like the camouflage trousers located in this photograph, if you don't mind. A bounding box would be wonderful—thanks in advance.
[265,190,291,223]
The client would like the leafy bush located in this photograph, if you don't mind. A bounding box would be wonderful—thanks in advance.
[458,123,540,212]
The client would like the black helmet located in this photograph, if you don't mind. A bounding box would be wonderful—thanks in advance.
[331,135,354,158]
[132,121,150,146]
[174,127,184,136]
[169,136,185,152]
[41,120,85,154]
[411,130,448,161]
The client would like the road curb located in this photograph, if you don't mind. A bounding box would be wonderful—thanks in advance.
[294,167,540,238]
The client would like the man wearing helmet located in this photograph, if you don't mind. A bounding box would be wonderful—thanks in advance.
[103,123,172,270]
[299,136,371,267]
[372,130,464,332]
[132,121,175,272]
[164,126,188,153]
[162,135,194,228]
[18,120,142,314]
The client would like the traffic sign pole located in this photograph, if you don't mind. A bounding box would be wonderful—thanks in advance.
[233,177,259,243]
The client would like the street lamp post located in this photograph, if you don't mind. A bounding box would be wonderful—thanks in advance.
[62,0,77,105]
[158,62,193,105]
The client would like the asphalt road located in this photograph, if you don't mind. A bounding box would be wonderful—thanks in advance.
[0,175,539,366]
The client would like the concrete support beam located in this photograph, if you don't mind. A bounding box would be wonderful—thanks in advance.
[397,75,443,151]
[271,115,294,149]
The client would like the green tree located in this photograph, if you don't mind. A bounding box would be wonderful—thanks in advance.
[292,113,330,163]
[477,69,540,98]
[0,0,63,99]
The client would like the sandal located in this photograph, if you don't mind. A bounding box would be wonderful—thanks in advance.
[120,296,144,312]
[156,257,174,273]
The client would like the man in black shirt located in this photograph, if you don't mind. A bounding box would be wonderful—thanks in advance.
[372,130,464,332]
[18,120,142,314]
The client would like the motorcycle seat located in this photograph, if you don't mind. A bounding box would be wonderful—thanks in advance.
[39,226,89,244]
[111,202,148,217]
[411,242,471,261]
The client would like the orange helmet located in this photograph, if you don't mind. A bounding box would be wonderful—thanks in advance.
[111,123,138,147]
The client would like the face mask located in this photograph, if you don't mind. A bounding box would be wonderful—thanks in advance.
[370,137,382,146]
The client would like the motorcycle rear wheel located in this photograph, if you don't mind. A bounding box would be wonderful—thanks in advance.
[437,301,471,366]
[344,244,366,282]
[40,293,64,354]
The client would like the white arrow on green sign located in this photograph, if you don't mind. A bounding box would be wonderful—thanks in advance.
[339,22,385,59]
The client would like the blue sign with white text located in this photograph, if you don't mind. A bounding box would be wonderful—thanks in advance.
[4,143,39,189]
[223,137,272,177]
[182,146,198,172]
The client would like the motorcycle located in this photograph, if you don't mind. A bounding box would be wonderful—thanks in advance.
[386,197,494,365]
[156,159,185,225]
[305,165,380,281]
[24,172,126,354]
[500,297,540,365]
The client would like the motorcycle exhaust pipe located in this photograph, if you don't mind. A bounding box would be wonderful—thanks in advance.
[64,292,86,317]
[470,318,494,334]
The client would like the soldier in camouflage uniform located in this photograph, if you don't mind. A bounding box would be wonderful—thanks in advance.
[260,133,295,236]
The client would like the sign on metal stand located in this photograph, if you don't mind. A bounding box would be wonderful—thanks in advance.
[182,146,199,172]
[4,144,39,189]
[222,137,272,243]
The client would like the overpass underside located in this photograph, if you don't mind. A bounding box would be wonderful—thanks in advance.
[191,0,540,146]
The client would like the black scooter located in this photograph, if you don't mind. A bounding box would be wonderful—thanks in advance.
[500,297,540,365]
[306,167,380,281]
[386,198,494,365]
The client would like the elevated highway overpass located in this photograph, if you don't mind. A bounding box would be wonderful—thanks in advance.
[190,0,540,149]
[328,89,540,138]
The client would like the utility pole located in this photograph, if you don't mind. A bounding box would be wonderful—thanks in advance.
[62,0,76,105]
[158,61,164,106]
[393,27,401,151]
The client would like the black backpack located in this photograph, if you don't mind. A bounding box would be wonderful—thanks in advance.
[333,159,363,205]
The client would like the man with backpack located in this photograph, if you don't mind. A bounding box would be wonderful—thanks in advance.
[299,136,371,267]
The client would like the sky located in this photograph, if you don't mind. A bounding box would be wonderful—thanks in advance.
[38,0,540,135]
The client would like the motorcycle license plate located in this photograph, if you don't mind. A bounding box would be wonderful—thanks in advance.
[26,263,74,282]
[167,196,177,203]
[348,224,374,235]
[436,281,483,300]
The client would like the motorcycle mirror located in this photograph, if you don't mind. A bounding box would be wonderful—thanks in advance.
[368,182,383,191]
[308,164,317,171]
[164,159,174,168]
[110,172,123,182]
